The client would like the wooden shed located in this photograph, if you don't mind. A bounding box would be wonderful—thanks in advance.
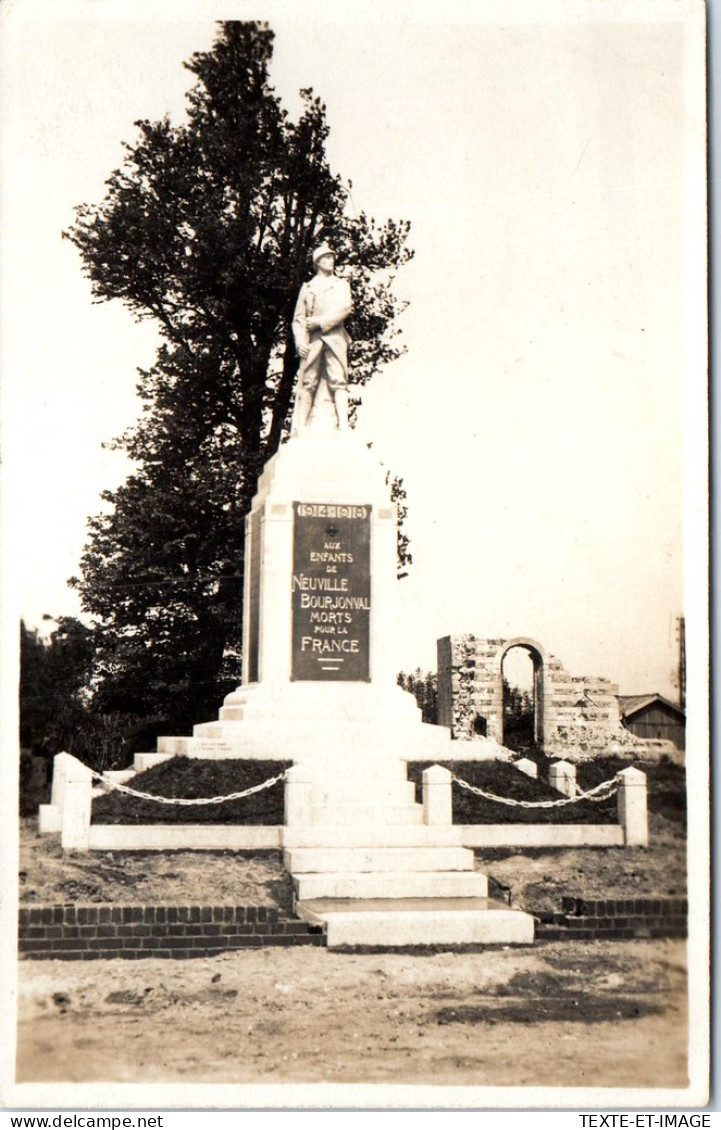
[618,694,686,751]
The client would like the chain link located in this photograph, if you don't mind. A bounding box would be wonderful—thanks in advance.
[451,772,619,809]
[92,769,288,806]
[93,766,618,811]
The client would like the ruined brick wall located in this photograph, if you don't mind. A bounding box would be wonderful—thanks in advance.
[437,635,508,741]
[436,635,483,732]
[437,635,674,762]
[436,636,455,729]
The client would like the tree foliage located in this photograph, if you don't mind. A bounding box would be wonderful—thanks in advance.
[64,22,413,735]
[19,617,143,775]
[20,618,94,757]
[502,677,535,752]
[397,669,437,725]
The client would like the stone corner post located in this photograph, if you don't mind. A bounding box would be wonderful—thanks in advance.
[549,759,577,799]
[60,755,94,853]
[37,751,73,835]
[514,757,538,779]
[617,765,649,847]
[422,763,453,825]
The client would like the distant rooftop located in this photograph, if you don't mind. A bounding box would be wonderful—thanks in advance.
[618,693,685,719]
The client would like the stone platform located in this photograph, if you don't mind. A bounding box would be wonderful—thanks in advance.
[142,427,535,948]
[281,786,534,946]
[296,897,534,949]
[154,680,459,762]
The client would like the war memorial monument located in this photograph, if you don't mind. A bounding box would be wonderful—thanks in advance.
[38,244,658,953]
[143,244,535,948]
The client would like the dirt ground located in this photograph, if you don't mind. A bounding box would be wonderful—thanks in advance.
[18,812,687,911]
[14,816,693,1092]
[18,820,291,907]
[16,939,688,1088]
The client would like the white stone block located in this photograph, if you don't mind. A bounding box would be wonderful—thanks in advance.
[38,805,61,834]
[133,752,175,772]
[317,907,535,948]
[50,751,76,810]
[102,769,136,785]
[617,766,649,846]
[239,431,402,690]
[282,825,463,848]
[514,757,538,779]
[284,845,475,873]
[458,824,624,848]
[87,824,281,851]
[549,759,577,798]
[309,803,423,825]
[422,764,453,825]
[284,764,313,826]
[59,755,94,853]
[293,870,489,900]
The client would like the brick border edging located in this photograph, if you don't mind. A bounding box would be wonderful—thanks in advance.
[19,904,325,960]
[534,896,688,941]
[19,896,688,957]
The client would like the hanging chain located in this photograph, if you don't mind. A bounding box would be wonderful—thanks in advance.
[92,769,288,806]
[451,772,619,809]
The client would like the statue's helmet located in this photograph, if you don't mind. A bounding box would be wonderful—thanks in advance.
[312,242,335,264]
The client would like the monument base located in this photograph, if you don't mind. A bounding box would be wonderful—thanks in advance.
[147,426,535,947]
[155,681,458,761]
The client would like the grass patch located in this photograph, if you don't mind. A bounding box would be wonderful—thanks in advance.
[92,758,290,825]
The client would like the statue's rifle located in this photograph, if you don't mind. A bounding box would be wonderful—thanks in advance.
[298,288,316,377]
[290,287,316,433]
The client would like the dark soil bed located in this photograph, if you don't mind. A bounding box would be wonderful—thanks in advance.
[408,757,630,824]
[409,755,685,827]
[92,754,685,829]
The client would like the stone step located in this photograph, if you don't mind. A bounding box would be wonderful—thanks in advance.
[156,735,285,760]
[293,870,489,901]
[156,737,194,754]
[219,706,246,721]
[296,897,535,948]
[309,802,422,825]
[162,717,459,762]
[97,769,136,794]
[282,825,463,848]
[284,846,475,874]
[192,722,224,739]
[134,752,175,772]
[306,780,417,805]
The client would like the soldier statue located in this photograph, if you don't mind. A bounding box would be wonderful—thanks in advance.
[291,243,352,432]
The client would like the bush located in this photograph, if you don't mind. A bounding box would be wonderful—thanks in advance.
[19,751,51,817]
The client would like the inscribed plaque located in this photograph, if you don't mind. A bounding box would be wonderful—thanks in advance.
[291,503,371,681]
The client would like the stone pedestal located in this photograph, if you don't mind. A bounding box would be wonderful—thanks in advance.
[152,427,533,947]
[157,428,456,764]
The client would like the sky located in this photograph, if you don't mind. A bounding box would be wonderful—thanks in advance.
[0,0,707,700]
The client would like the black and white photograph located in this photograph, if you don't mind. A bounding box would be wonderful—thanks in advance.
[0,0,710,1112]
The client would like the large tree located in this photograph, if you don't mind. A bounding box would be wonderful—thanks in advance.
[65,22,413,736]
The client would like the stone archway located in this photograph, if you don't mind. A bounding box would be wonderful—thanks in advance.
[499,638,546,750]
